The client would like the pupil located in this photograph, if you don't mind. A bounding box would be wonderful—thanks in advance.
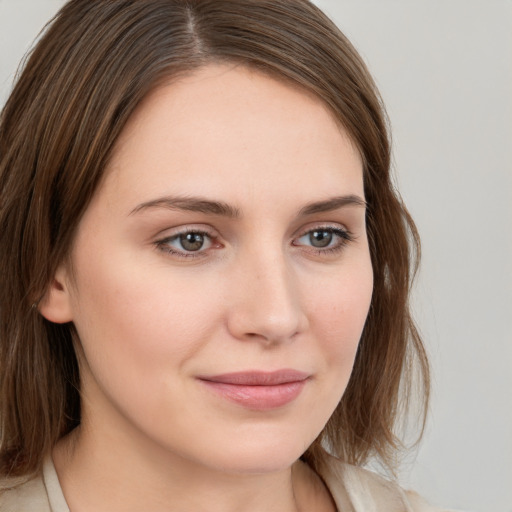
[180,233,204,251]
[310,230,332,248]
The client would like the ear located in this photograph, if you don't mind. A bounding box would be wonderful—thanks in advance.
[38,265,74,324]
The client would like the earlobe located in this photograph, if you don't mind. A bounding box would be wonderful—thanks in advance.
[37,266,74,324]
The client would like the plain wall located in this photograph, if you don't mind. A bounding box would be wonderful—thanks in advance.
[1,1,511,511]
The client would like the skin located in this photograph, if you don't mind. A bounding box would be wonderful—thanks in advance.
[42,63,373,512]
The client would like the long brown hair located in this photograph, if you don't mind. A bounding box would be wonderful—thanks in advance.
[0,0,429,477]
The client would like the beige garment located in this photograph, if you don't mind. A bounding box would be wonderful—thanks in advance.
[317,455,449,512]
[0,458,67,512]
[0,455,449,512]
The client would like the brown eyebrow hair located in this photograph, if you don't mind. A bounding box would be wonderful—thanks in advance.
[298,195,367,215]
[129,194,366,219]
[129,195,241,218]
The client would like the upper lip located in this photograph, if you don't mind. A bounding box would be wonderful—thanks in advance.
[198,369,310,386]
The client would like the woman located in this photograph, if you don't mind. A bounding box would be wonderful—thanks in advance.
[0,1,439,510]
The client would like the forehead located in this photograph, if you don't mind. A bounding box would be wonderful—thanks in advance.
[101,63,363,212]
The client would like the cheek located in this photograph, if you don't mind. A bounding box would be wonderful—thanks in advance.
[282,259,373,445]
[68,252,231,439]
[68,248,225,385]
[311,258,372,334]
[306,258,373,379]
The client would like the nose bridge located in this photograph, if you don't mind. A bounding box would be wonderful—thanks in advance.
[227,244,307,344]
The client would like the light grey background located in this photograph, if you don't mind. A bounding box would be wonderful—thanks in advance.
[1,1,511,511]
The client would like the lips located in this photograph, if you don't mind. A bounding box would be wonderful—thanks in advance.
[197,370,309,410]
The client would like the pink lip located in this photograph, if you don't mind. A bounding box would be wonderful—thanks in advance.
[198,370,309,410]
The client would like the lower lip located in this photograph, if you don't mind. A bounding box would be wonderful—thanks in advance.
[199,380,307,410]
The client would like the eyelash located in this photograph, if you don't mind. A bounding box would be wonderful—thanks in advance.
[155,225,354,259]
[294,226,354,256]
[156,228,215,259]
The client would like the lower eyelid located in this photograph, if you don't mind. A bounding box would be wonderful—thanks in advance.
[155,240,212,259]
[154,229,216,256]
[154,225,353,258]
[158,245,208,258]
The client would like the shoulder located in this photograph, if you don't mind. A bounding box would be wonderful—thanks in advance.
[0,473,51,512]
[317,454,450,512]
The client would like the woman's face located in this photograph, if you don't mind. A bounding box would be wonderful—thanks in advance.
[55,64,373,473]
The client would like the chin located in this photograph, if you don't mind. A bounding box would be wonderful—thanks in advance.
[212,452,303,475]
[187,426,315,475]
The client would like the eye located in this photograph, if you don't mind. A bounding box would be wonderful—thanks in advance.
[306,229,335,248]
[177,232,209,252]
[293,226,353,253]
[156,229,215,257]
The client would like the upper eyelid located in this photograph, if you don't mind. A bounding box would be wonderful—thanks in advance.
[154,222,350,240]
[297,226,349,237]
[154,225,354,260]
[293,222,349,238]
[154,224,218,239]
[155,229,216,258]
[294,227,353,244]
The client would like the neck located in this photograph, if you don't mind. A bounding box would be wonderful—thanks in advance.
[52,426,327,512]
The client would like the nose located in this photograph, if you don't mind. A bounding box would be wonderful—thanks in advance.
[225,250,308,345]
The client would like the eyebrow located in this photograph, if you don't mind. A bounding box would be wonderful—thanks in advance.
[129,194,366,218]
[298,195,367,216]
[129,195,241,218]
